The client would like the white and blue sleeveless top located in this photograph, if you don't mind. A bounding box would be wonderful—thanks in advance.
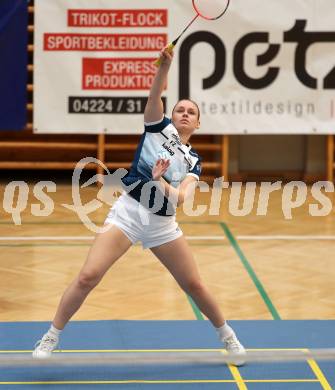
[122,115,202,216]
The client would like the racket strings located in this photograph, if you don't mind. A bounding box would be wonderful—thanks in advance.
[192,0,230,20]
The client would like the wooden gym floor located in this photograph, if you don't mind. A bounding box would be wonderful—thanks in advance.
[0,183,334,322]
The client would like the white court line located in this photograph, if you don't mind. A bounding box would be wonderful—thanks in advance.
[1,235,335,241]
[236,235,335,240]
[0,236,94,241]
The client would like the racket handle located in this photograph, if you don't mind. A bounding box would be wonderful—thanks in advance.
[154,43,175,67]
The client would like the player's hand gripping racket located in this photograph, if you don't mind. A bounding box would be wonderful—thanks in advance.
[154,0,230,67]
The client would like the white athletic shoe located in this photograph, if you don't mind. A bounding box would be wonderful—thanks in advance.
[224,333,246,366]
[32,333,58,358]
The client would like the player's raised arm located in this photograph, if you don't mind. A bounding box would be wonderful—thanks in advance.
[144,47,174,123]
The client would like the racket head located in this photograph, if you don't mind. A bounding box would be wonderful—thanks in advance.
[192,0,230,20]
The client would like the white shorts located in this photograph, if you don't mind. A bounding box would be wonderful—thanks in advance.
[104,193,183,249]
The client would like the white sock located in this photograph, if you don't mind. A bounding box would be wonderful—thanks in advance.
[48,324,62,338]
[216,322,234,341]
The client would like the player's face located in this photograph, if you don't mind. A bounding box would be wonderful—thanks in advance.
[172,100,200,134]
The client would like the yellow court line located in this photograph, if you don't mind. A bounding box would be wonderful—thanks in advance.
[0,349,223,354]
[228,365,248,390]
[220,350,248,390]
[0,379,321,386]
[246,348,308,352]
[0,380,236,385]
[245,379,319,383]
[304,349,333,390]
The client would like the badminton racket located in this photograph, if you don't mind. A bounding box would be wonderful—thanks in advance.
[154,0,230,66]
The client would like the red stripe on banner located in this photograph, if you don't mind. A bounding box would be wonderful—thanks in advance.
[82,58,157,90]
[43,34,167,52]
[68,9,167,28]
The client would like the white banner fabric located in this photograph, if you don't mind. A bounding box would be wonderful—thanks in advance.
[33,0,335,134]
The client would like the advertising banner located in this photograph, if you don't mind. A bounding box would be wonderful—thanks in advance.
[34,0,335,134]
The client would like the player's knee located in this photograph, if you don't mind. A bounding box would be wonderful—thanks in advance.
[77,270,101,291]
[183,279,205,295]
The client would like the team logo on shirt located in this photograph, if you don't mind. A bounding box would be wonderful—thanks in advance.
[157,149,171,159]
[161,142,175,156]
[159,131,183,157]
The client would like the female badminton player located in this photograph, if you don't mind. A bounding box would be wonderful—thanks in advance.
[33,47,246,365]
